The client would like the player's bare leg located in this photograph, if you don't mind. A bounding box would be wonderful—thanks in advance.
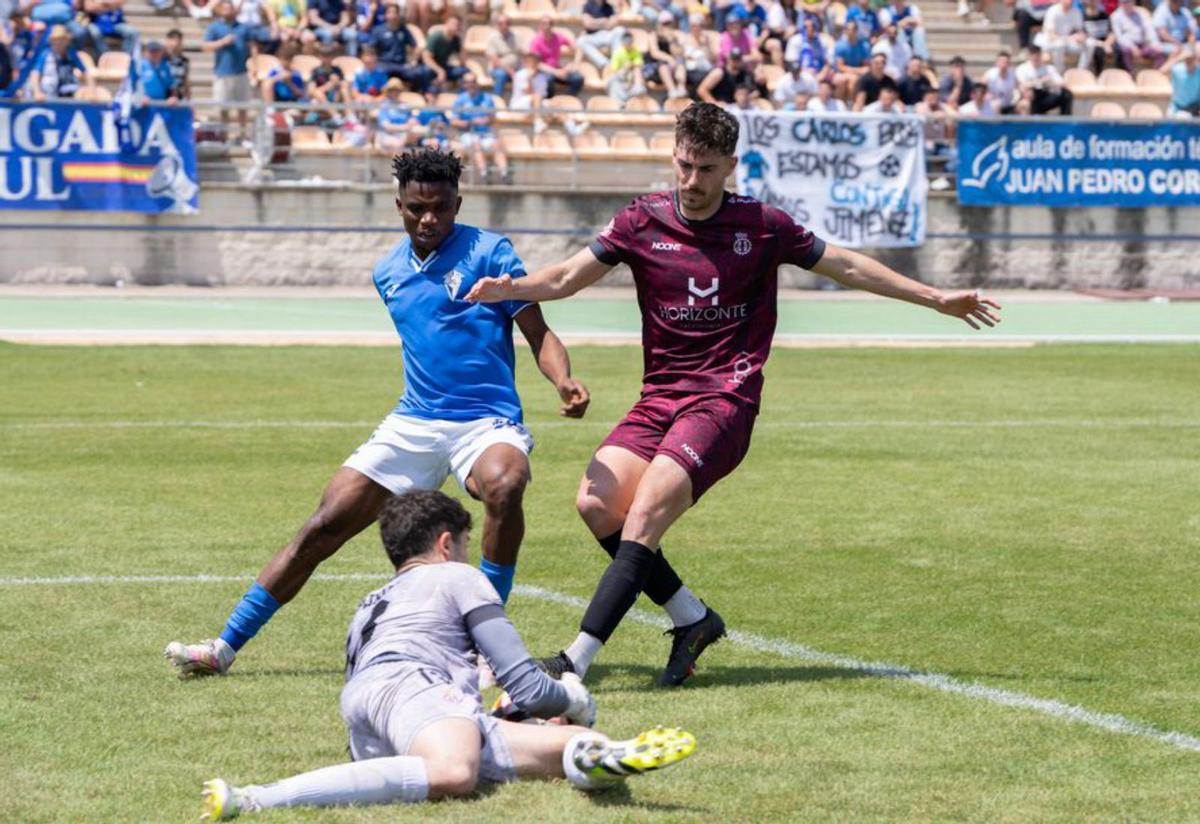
[166,468,391,677]
[465,443,531,603]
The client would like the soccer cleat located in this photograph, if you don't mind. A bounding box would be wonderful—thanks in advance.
[659,606,726,687]
[575,726,697,785]
[200,778,257,820]
[535,650,576,680]
[164,638,236,678]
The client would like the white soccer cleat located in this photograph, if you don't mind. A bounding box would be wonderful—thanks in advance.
[570,726,697,789]
[164,638,235,678]
[201,778,258,820]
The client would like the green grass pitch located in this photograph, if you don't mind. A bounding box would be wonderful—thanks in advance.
[2,342,1199,822]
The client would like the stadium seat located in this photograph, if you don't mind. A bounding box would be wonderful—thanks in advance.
[499,128,534,157]
[576,61,604,91]
[76,85,112,102]
[1098,68,1134,88]
[400,91,426,106]
[292,126,332,150]
[546,94,584,112]
[436,91,459,108]
[1063,68,1097,90]
[610,130,650,157]
[584,94,625,124]
[408,24,427,49]
[333,56,364,77]
[464,24,495,54]
[76,51,96,74]
[512,26,536,50]
[1090,101,1126,119]
[1136,69,1170,90]
[625,95,661,112]
[465,59,492,86]
[532,128,574,158]
[248,53,281,85]
[648,130,674,157]
[330,129,368,149]
[572,130,610,159]
[94,51,131,83]
[291,55,321,81]
[520,0,557,15]
[663,96,693,114]
[1128,101,1163,119]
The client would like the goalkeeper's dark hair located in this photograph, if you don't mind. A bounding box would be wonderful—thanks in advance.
[378,490,472,567]
[391,147,463,191]
[674,101,739,158]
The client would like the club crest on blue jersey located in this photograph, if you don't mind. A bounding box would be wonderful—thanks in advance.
[443,269,464,300]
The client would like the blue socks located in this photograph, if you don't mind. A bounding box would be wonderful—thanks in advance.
[480,559,516,603]
[219,582,282,652]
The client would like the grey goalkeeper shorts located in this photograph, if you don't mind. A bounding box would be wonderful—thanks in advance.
[340,662,516,783]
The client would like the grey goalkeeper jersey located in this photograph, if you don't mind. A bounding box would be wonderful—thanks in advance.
[344,562,569,717]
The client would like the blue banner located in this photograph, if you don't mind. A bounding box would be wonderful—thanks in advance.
[957,119,1200,208]
[0,101,198,214]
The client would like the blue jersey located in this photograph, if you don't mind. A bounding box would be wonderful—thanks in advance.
[373,225,532,423]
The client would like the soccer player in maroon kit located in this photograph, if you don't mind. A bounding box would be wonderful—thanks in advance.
[467,103,1001,687]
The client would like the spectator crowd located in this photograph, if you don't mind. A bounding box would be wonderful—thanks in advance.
[0,0,1197,164]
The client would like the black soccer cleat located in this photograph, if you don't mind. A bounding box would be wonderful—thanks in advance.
[536,650,576,680]
[659,606,726,687]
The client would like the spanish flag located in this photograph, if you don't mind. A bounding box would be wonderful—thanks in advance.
[62,162,156,185]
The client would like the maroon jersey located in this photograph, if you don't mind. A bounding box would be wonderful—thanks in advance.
[589,190,826,408]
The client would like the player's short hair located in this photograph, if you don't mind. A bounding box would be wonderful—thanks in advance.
[674,102,739,158]
[392,148,463,192]
[378,491,472,567]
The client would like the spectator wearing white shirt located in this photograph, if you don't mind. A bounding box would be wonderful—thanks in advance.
[772,62,817,104]
[1016,44,1071,113]
[878,0,928,60]
[1152,0,1196,58]
[806,77,847,109]
[871,24,912,78]
[982,49,1019,113]
[863,83,905,112]
[1037,0,1093,71]
[958,82,996,115]
[1111,0,1166,70]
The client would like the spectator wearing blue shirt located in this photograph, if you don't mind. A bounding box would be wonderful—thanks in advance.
[729,0,769,37]
[369,3,434,91]
[1168,44,1200,115]
[4,11,36,66]
[833,19,870,97]
[376,76,418,149]
[307,0,357,56]
[0,38,10,92]
[139,40,179,100]
[352,44,388,100]
[263,45,308,103]
[449,71,508,182]
[415,93,450,148]
[82,0,137,55]
[1153,0,1197,57]
[844,0,881,39]
[28,25,91,99]
[204,1,253,138]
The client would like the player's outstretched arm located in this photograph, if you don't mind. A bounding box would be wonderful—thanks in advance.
[466,246,612,304]
[515,306,590,418]
[812,244,1002,330]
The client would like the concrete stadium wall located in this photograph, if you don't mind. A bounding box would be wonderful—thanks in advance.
[2,183,1198,290]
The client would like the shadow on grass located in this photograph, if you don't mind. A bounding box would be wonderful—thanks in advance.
[586,662,873,690]
[469,781,705,814]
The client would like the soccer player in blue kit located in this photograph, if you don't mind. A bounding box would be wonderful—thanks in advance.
[166,148,591,677]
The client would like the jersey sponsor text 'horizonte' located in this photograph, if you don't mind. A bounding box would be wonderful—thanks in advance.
[589,191,826,408]
[373,224,532,423]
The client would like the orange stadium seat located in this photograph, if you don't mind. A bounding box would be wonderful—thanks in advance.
[521,0,557,16]
[334,56,364,77]
[572,130,609,158]
[1090,101,1126,119]
[610,130,649,157]
[291,55,320,80]
[577,61,604,91]
[546,94,584,112]
[1128,101,1163,119]
[1136,69,1170,90]
[499,128,535,156]
[1098,68,1134,88]
[464,25,495,54]
[648,131,674,157]
[465,60,492,85]
[436,92,459,108]
[94,51,130,82]
[532,128,573,158]
[512,26,536,50]
[292,127,332,149]
[76,51,96,74]
[77,85,112,102]
[663,96,693,114]
[1063,67,1097,89]
[408,24,427,48]
[400,91,426,106]
[624,95,661,112]
[584,94,624,124]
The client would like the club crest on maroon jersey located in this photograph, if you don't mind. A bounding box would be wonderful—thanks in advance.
[733,232,752,256]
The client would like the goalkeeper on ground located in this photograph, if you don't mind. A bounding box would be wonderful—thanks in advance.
[199,490,695,819]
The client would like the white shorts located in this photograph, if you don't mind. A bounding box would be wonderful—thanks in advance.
[459,132,498,151]
[343,413,534,495]
[214,73,252,103]
[341,663,515,782]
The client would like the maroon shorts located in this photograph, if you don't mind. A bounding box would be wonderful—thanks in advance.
[599,390,758,501]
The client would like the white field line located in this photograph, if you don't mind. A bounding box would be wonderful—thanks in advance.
[3,418,1200,432]
[2,572,1198,753]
